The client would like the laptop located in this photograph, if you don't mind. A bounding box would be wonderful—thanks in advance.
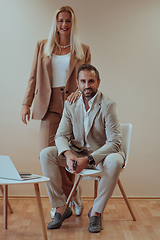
[0,155,41,181]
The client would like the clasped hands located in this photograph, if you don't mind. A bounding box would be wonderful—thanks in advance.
[64,150,88,174]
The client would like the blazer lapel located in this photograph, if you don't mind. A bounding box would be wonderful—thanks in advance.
[86,92,102,137]
[43,55,52,86]
[67,52,78,81]
[75,100,85,143]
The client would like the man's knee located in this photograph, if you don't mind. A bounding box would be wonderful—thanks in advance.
[103,153,124,171]
[40,146,58,166]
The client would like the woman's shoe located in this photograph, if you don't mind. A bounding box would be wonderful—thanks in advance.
[71,185,83,216]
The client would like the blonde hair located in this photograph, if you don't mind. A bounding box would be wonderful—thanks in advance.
[44,6,84,59]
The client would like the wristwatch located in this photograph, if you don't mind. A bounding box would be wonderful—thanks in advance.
[87,155,95,165]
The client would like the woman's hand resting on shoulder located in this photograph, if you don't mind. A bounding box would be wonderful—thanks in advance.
[67,91,81,104]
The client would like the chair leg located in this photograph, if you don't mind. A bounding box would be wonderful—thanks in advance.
[94,180,98,199]
[66,175,82,205]
[0,185,13,213]
[118,178,136,221]
[101,213,103,230]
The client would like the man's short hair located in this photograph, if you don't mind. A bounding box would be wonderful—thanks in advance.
[77,64,100,81]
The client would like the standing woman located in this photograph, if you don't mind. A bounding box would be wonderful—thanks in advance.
[21,6,91,217]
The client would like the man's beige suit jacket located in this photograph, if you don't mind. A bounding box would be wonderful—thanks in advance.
[55,91,125,165]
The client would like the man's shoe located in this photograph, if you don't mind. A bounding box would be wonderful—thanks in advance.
[50,208,56,219]
[71,185,83,216]
[47,205,72,229]
[88,208,102,233]
[50,203,72,219]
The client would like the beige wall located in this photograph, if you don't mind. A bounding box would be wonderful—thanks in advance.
[0,0,160,198]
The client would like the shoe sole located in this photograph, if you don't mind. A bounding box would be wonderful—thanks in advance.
[88,227,101,233]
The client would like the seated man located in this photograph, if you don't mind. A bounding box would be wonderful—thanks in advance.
[40,63,125,233]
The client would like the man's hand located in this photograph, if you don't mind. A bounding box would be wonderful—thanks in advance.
[64,150,78,173]
[73,156,88,174]
[64,151,89,174]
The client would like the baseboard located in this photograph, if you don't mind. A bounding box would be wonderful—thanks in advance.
[0,196,160,200]
[82,196,160,200]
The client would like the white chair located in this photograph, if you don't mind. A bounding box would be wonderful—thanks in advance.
[66,123,136,221]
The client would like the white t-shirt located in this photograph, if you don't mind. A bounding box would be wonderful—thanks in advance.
[51,52,71,88]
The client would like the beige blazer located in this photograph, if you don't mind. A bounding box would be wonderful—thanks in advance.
[55,92,125,165]
[22,39,91,120]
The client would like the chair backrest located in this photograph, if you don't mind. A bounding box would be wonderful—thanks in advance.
[120,123,132,168]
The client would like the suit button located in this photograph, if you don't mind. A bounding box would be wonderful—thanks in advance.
[66,91,68,94]
[61,88,64,91]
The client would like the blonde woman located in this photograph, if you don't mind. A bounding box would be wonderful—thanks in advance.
[21,6,91,218]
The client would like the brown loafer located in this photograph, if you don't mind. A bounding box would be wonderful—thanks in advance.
[88,208,102,233]
[47,205,72,229]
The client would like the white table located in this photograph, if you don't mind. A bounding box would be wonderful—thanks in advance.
[0,175,50,240]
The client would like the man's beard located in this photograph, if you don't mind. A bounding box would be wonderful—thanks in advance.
[82,88,96,99]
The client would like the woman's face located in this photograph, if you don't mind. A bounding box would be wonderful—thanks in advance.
[57,11,72,38]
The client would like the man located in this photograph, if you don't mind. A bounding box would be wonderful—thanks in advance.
[40,64,125,233]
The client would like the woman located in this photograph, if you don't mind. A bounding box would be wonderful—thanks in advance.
[21,6,91,217]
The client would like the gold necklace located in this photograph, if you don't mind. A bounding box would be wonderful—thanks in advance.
[58,43,71,49]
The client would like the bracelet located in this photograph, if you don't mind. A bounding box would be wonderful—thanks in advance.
[22,104,30,107]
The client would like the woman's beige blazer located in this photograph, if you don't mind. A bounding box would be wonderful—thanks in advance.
[22,39,91,120]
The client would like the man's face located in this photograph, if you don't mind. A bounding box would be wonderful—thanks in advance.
[76,70,100,100]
